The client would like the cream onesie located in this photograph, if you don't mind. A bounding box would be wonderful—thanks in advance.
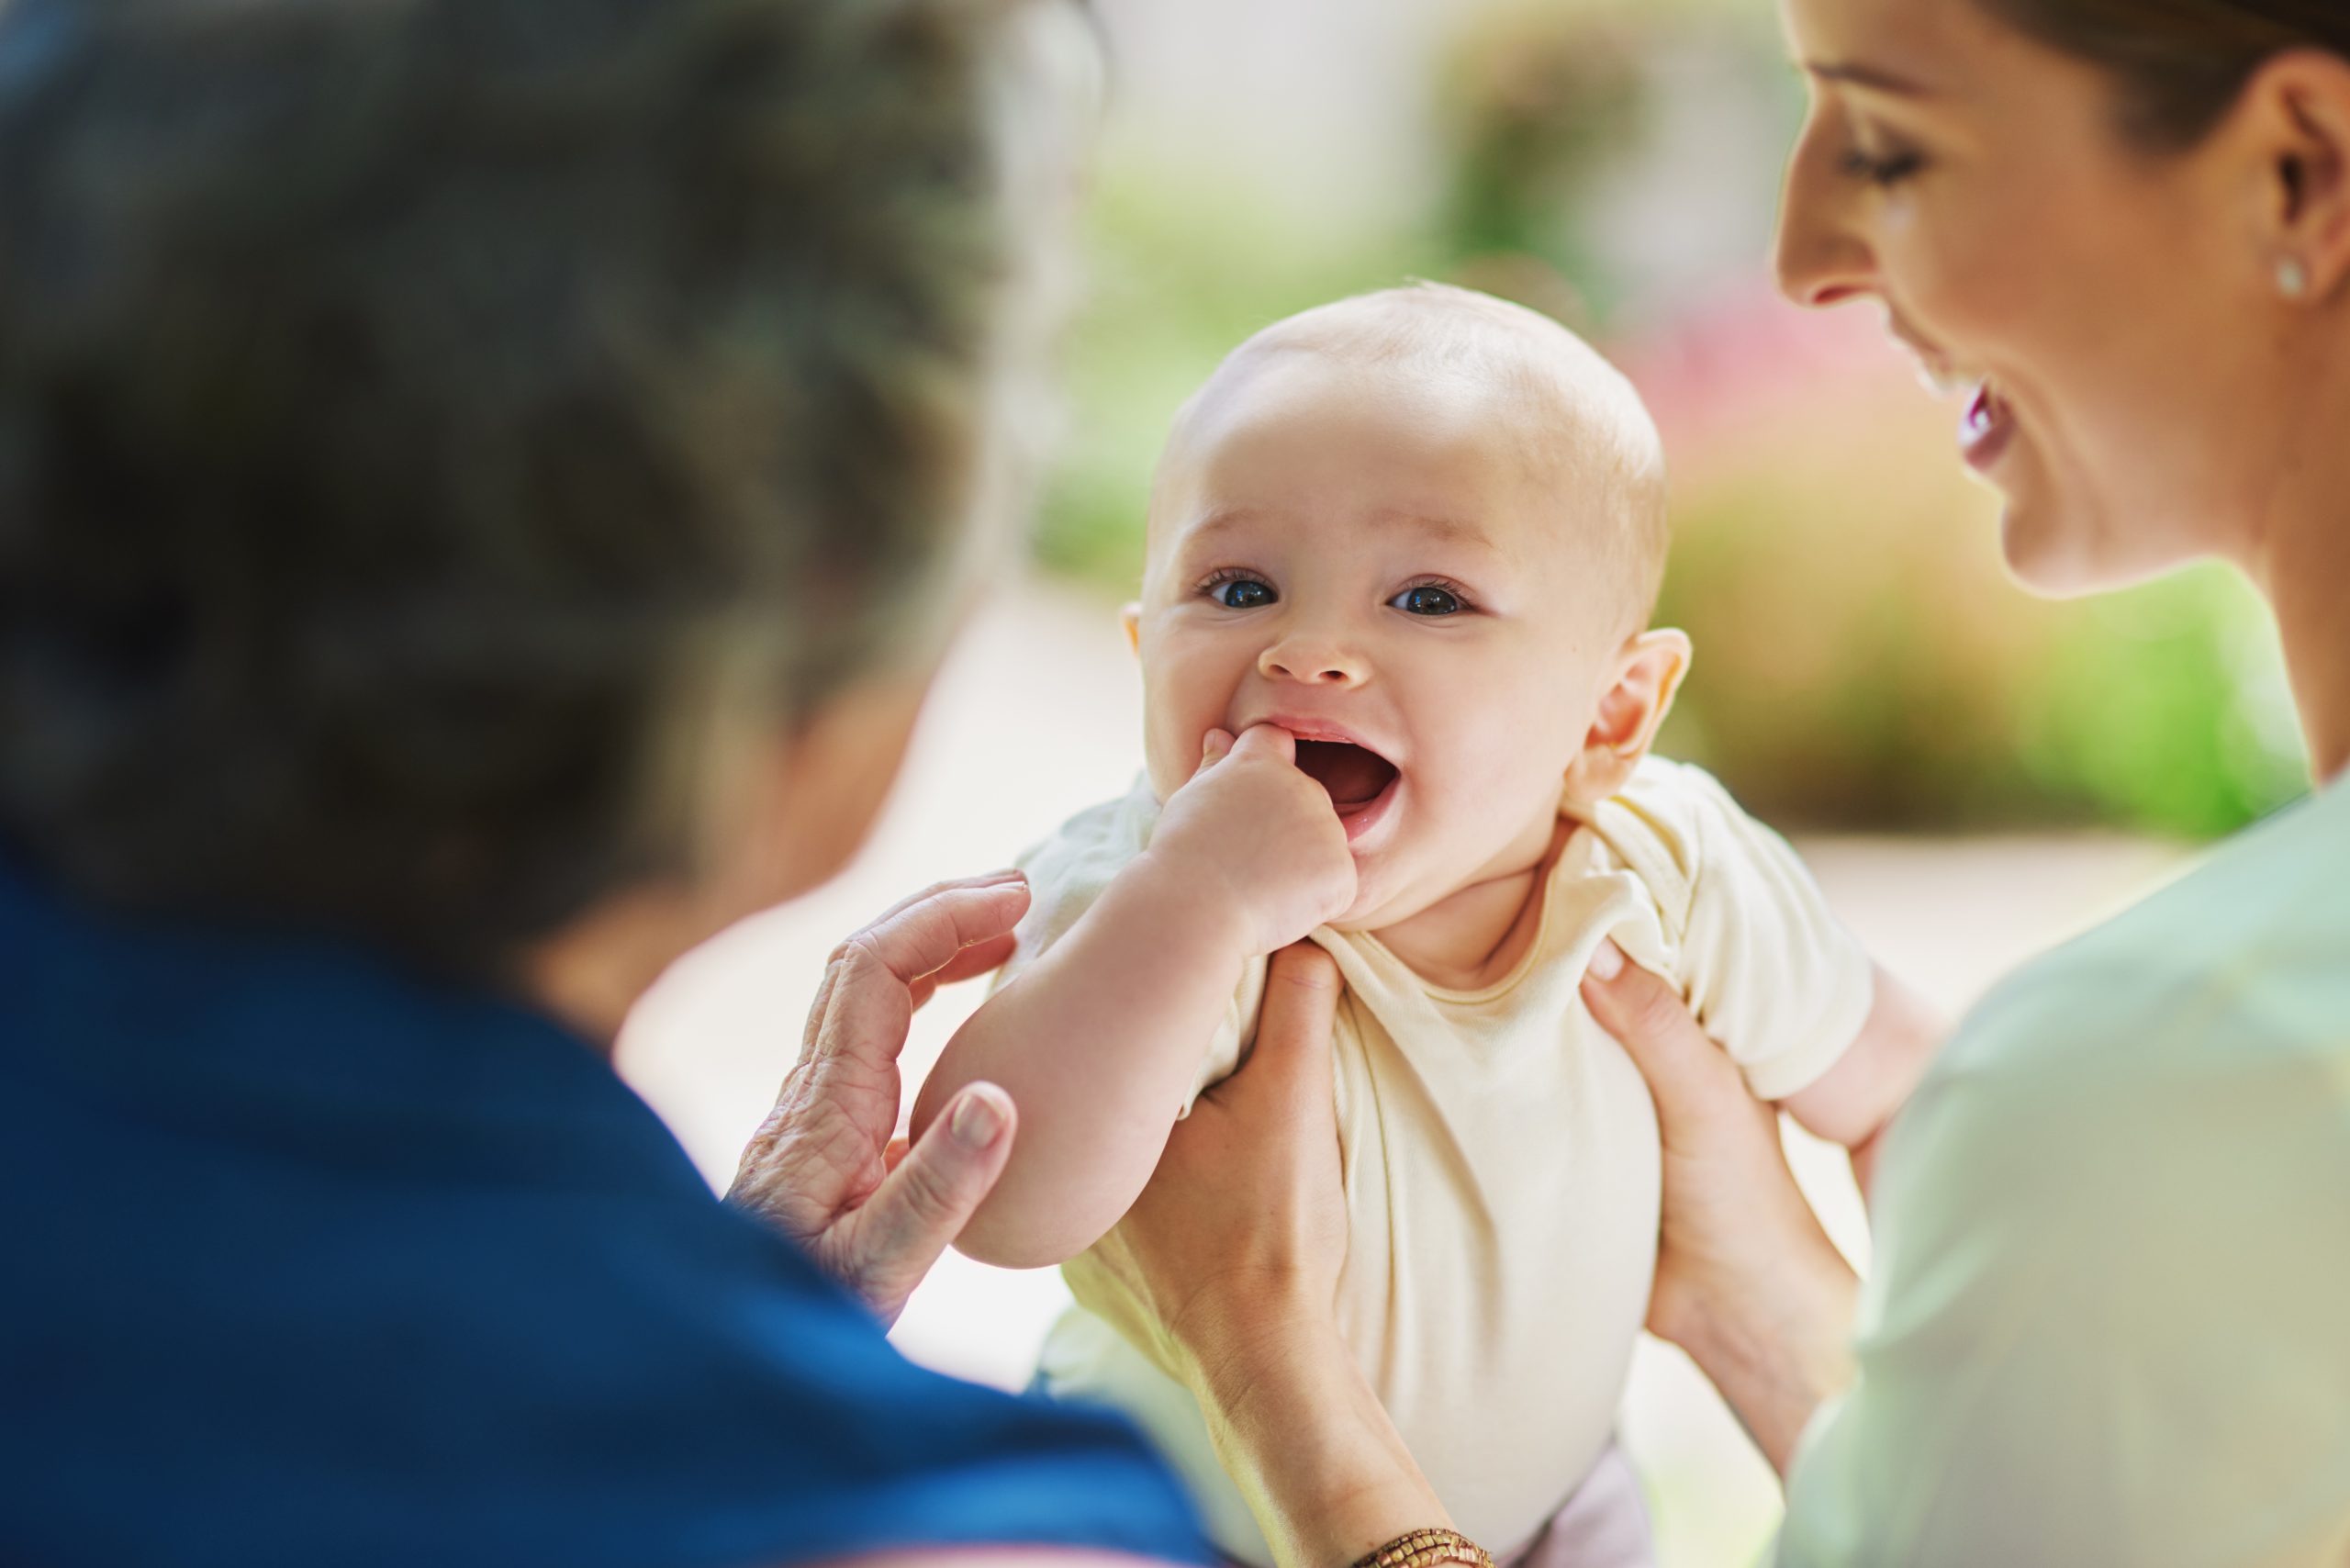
[1011,756,1875,1565]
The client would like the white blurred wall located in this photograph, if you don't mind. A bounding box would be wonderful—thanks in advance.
[1088,0,1799,315]
[1090,0,1456,230]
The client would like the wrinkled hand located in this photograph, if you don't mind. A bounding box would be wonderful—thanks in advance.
[1147,725,1359,958]
[1580,941,1855,1471]
[1066,942,1349,1383]
[728,873,1028,1327]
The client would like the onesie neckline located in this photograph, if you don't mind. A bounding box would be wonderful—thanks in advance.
[1347,804,1596,1008]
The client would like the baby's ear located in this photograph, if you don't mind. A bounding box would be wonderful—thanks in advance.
[1563,629,1692,804]
[1119,601,1142,656]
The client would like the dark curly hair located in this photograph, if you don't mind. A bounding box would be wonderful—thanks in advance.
[0,0,1077,969]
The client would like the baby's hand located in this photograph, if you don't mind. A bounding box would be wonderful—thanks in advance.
[1144,723,1359,957]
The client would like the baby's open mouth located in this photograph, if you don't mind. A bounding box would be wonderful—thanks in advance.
[1293,740,1400,816]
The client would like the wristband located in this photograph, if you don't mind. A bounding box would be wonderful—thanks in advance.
[1347,1527,1494,1568]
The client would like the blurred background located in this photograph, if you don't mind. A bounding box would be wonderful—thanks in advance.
[623,1,2305,1562]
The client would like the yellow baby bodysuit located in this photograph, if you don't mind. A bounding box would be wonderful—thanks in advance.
[1010,756,1874,1564]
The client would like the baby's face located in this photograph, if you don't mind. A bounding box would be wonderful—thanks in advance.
[1136,348,1638,932]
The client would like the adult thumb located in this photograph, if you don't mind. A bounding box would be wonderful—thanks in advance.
[849,1083,1016,1325]
[1581,941,1749,1137]
[1242,942,1342,1110]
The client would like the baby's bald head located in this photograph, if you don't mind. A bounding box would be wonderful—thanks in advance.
[1148,282,1670,632]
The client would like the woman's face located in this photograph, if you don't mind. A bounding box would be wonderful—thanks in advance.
[1774,0,2296,595]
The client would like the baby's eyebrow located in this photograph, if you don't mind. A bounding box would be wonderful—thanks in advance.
[1176,506,1502,554]
[1382,510,1499,551]
[1179,507,1262,547]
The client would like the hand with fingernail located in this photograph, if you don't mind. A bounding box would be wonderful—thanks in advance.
[728,872,1031,1327]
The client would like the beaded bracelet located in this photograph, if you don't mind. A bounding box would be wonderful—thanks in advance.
[1346,1527,1496,1568]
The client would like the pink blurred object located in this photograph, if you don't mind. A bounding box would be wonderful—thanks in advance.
[1609,272,1914,460]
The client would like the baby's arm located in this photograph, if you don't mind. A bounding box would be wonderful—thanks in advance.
[913,852,1256,1270]
[1780,962,1943,1191]
[911,725,1356,1271]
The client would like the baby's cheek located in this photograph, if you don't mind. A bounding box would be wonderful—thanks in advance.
[1140,653,1240,795]
[1138,692,1215,802]
[1423,734,1573,838]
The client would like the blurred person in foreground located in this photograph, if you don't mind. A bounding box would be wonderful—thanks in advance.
[0,1,1224,1562]
[1080,0,2350,1564]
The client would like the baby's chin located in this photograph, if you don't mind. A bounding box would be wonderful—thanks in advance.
[1324,857,1440,935]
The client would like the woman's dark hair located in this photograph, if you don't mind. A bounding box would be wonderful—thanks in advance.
[0,0,1076,969]
[1977,0,2350,149]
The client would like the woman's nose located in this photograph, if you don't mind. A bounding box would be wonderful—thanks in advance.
[1259,630,1365,689]
[1774,121,1880,308]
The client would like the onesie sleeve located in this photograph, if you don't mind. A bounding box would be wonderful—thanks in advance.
[1612,761,1875,1102]
[994,778,1261,1117]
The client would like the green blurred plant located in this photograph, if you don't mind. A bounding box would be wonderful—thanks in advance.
[1432,4,1649,316]
[2017,571,2306,837]
[1034,173,1434,587]
[1653,376,2305,837]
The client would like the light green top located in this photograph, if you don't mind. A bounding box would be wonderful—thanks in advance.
[1776,777,2350,1565]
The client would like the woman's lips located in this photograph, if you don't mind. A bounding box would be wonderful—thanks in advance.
[1960,382,2017,472]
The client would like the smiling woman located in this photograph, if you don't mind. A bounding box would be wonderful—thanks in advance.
[1780,0,2350,672]
[1571,0,2350,1562]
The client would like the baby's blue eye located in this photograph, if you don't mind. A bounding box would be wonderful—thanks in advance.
[1211,577,1276,610]
[1391,584,1462,616]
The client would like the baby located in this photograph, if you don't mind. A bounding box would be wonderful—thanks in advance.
[912,284,1939,1563]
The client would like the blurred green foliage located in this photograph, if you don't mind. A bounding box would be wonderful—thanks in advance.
[2018,574,2306,837]
[1034,174,1437,585]
[1651,382,2304,835]
[1432,6,1649,319]
[1035,5,2307,838]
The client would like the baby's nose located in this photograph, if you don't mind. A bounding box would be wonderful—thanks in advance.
[1259,636,1364,687]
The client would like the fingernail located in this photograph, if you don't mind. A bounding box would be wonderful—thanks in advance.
[1586,939,1626,982]
[980,867,1027,885]
[950,1089,1006,1148]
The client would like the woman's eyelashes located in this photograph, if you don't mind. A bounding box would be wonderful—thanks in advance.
[1838,140,1926,187]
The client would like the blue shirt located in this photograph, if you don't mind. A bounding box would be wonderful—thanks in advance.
[0,865,1206,1568]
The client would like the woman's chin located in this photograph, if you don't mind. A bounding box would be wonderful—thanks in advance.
[1998,494,2121,600]
[1999,496,2193,601]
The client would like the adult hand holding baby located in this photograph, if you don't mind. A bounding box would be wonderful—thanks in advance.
[1580,942,1858,1474]
[1064,939,1348,1383]
[1143,722,1360,957]
[1069,942,1455,1568]
[729,873,1029,1327]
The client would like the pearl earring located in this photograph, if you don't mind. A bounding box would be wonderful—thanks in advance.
[2278,256,2311,300]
